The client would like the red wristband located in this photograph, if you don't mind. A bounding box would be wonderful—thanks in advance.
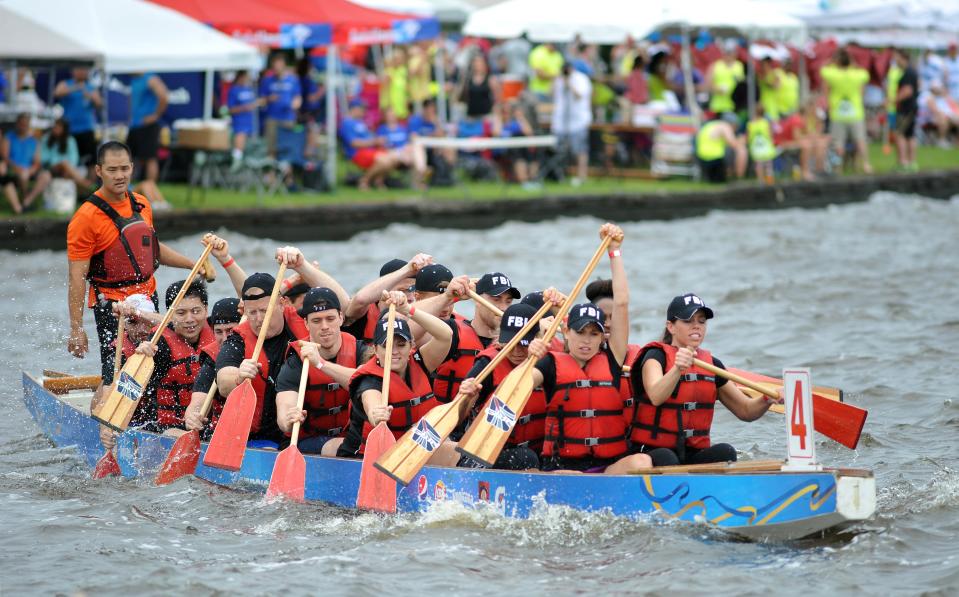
[408,306,416,317]
[608,249,622,258]
[221,257,235,268]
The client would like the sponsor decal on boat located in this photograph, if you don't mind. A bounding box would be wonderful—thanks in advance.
[478,481,490,502]
[494,486,506,513]
[434,480,446,501]
[417,474,428,499]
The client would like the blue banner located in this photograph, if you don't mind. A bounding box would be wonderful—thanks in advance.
[105,72,205,125]
[279,23,332,49]
[392,18,440,44]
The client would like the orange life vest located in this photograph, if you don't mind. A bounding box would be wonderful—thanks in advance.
[349,351,436,452]
[542,350,628,460]
[231,305,307,433]
[155,324,216,428]
[629,342,717,452]
[85,193,159,292]
[289,332,357,439]
[433,318,485,403]
[477,346,547,452]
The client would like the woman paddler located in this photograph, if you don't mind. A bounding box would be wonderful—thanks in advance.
[628,294,783,467]
[523,224,653,474]
[337,290,460,466]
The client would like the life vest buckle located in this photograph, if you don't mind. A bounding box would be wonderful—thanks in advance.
[578,409,597,418]
[624,397,635,407]
[517,414,532,425]
[584,437,600,446]
[327,427,343,436]
[325,383,340,391]
[327,406,343,415]
[682,402,699,411]
[574,379,592,388]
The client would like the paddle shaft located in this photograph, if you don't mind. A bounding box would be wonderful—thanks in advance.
[541,235,613,345]
[113,315,125,382]
[249,263,287,363]
[380,305,397,410]
[146,242,215,348]
[467,300,551,388]
[290,357,310,447]
[198,381,218,418]
[693,358,777,399]
[466,290,503,317]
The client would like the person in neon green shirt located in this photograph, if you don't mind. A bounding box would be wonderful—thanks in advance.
[528,43,564,99]
[820,47,872,173]
[747,104,777,183]
[777,63,800,117]
[758,58,782,121]
[707,40,744,115]
[696,115,747,183]
[381,47,410,120]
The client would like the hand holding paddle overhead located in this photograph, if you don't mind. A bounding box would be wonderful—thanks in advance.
[266,357,311,502]
[357,303,399,512]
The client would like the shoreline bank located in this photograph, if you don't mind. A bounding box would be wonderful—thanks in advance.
[3,170,957,252]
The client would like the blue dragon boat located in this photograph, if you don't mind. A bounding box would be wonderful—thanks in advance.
[22,372,875,541]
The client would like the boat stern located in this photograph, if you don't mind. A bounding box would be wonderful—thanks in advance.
[836,471,876,522]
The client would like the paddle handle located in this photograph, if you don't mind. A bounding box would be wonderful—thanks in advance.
[113,315,125,382]
[467,290,503,317]
[541,235,613,343]
[693,358,777,399]
[380,305,397,408]
[250,263,287,362]
[290,357,310,447]
[148,241,215,347]
[198,381,218,418]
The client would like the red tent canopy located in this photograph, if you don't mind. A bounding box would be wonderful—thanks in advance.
[270,0,417,45]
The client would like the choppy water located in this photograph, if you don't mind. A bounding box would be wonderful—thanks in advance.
[3,192,959,596]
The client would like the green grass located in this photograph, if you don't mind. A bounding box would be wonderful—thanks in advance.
[4,143,956,217]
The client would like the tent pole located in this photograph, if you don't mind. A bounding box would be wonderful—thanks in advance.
[100,65,111,142]
[798,31,809,105]
[203,69,214,120]
[746,36,756,121]
[435,40,447,127]
[325,45,338,190]
[680,25,700,127]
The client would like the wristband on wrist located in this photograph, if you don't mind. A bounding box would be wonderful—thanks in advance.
[281,279,293,292]
[408,306,416,318]
[608,249,622,258]
[221,257,235,268]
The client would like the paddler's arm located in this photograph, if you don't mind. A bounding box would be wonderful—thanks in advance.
[603,223,628,364]
[361,389,392,427]
[384,290,452,372]
[716,375,782,421]
[298,341,356,387]
[214,335,256,396]
[67,259,90,358]
[204,233,247,297]
[406,275,469,340]
[343,253,433,323]
[641,348,692,406]
[276,246,350,309]
[158,242,195,269]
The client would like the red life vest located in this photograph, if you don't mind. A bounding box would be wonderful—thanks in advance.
[231,305,307,433]
[289,332,357,439]
[433,319,485,403]
[110,333,139,361]
[85,193,159,292]
[155,324,216,428]
[620,343,643,427]
[543,350,628,460]
[359,303,380,343]
[477,346,547,452]
[629,342,717,452]
[350,351,436,452]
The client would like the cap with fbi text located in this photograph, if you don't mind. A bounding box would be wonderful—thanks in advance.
[476,272,520,299]
[566,303,605,333]
[373,313,414,345]
[666,293,715,321]
[498,303,539,346]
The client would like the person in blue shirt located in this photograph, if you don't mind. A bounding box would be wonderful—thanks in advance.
[259,54,301,158]
[1,113,51,213]
[491,100,537,187]
[227,70,261,161]
[127,72,170,210]
[339,99,385,190]
[376,111,411,149]
[54,68,102,169]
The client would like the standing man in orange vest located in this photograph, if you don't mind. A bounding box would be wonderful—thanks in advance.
[66,141,211,381]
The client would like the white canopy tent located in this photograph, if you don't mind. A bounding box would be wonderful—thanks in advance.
[462,0,658,44]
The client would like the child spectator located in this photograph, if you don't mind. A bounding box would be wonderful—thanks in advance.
[747,104,776,183]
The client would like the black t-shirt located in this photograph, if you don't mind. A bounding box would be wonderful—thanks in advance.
[275,340,369,393]
[632,347,727,399]
[192,351,217,394]
[533,347,623,403]
[214,327,299,441]
[897,66,919,115]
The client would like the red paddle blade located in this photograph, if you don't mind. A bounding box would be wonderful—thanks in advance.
[92,451,121,479]
[266,446,306,502]
[356,423,397,513]
[203,382,256,471]
[812,393,867,450]
[154,430,201,486]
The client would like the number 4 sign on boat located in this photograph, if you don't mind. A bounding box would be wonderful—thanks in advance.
[782,368,821,471]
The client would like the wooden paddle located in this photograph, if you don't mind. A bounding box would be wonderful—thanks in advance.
[466,290,504,316]
[203,263,287,471]
[92,315,128,478]
[728,367,843,402]
[456,235,613,466]
[45,375,102,394]
[92,242,215,431]
[375,300,553,485]
[154,381,218,486]
[356,304,398,512]
[266,358,310,502]
[694,358,867,450]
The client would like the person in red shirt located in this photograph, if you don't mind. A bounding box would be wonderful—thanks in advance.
[66,141,211,380]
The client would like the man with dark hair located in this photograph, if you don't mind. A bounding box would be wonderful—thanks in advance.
[820,47,872,173]
[125,279,215,431]
[892,47,919,171]
[67,140,211,384]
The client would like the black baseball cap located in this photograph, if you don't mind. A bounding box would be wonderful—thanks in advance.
[476,272,520,299]
[666,293,715,321]
[208,298,241,325]
[415,264,453,294]
[520,291,544,310]
[283,282,310,299]
[372,314,414,345]
[298,287,341,317]
[379,258,408,277]
[241,273,276,301]
[499,303,538,346]
[566,302,605,333]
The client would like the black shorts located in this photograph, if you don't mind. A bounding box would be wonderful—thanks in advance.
[127,122,160,161]
[896,109,917,139]
[700,157,727,183]
[73,131,98,167]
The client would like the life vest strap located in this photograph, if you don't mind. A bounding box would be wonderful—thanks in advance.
[552,408,622,419]
[631,422,709,438]
[307,382,341,392]
[392,393,434,409]
[517,412,547,425]
[657,401,715,412]
[544,434,624,447]
[679,373,715,383]
[556,379,616,390]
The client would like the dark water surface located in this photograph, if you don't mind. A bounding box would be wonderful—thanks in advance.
[2,193,958,596]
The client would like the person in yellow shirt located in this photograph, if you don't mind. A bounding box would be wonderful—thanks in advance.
[696,114,747,183]
[758,58,782,121]
[747,104,777,183]
[820,48,873,173]
[707,40,744,116]
[777,60,800,118]
[528,43,564,100]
